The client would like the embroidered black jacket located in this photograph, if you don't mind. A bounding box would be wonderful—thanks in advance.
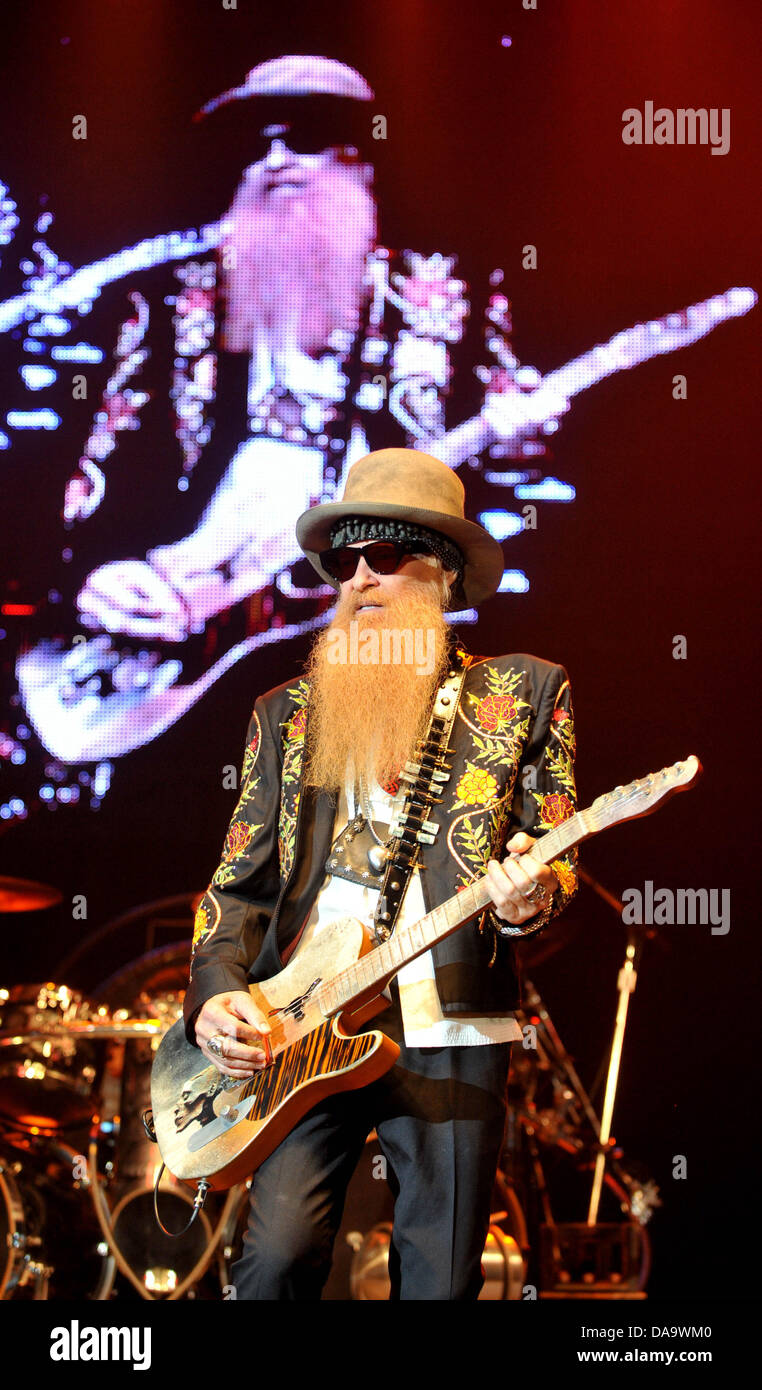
[183,644,578,1043]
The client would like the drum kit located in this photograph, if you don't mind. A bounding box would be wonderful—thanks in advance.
[0,877,661,1301]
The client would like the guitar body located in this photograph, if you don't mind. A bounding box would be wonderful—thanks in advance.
[151,915,398,1190]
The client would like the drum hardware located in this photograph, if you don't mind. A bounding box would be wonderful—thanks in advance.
[0,983,106,1133]
[517,967,662,1217]
[0,1020,164,1044]
[570,867,662,1231]
[508,966,657,1297]
[86,1136,241,1301]
[0,1155,48,1299]
[0,1135,115,1301]
[84,962,246,1299]
[0,948,247,1299]
[538,1220,649,1298]
[588,922,645,1226]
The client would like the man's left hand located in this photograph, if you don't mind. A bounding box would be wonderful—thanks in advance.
[485,832,558,926]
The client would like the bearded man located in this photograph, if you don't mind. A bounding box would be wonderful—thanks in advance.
[76,57,380,645]
[183,446,578,1301]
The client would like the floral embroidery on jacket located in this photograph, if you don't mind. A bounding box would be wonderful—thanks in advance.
[212,816,263,889]
[445,663,579,951]
[278,681,309,881]
[191,888,222,961]
[454,763,499,808]
[241,717,262,784]
[544,692,576,798]
[285,706,307,742]
[536,680,578,911]
[211,710,264,887]
[459,667,532,764]
[532,790,575,830]
[447,663,529,886]
[550,857,578,899]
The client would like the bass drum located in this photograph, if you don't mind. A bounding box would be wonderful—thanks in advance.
[221,1137,527,1300]
[0,1137,115,1300]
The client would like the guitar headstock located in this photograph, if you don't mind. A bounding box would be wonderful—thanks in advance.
[603,289,758,367]
[591,755,702,827]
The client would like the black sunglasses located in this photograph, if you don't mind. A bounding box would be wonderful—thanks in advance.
[319,541,432,583]
[253,112,367,161]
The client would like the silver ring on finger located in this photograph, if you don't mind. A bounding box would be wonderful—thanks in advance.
[524,880,548,905]
[207,1031,226,1059]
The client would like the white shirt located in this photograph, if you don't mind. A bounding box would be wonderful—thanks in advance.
[299,774,522,1048]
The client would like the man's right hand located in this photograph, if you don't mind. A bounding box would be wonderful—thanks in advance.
[194,991,272,1078]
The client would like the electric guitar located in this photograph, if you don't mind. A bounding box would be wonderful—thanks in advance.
[150,755,701,1190]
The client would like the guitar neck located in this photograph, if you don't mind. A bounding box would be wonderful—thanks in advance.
[431,346,602,468]
[430,288,754,471]
[319,805,594,1016]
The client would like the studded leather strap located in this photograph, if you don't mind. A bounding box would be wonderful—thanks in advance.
[370,649,471,942]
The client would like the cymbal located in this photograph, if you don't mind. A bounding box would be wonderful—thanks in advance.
[0,876,63,913]
[0,1019,164,1044]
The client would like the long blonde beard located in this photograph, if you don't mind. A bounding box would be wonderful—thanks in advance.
[302,580,452,794]
[220,161,376,357]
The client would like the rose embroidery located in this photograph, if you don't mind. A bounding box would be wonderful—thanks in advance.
[473,692,519,733]
[286,707,307,742]
[536,792,574,828]
[223,821,252,861]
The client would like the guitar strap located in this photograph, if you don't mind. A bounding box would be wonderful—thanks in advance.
[325,646,471,944]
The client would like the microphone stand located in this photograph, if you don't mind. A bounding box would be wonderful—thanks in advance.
[579,866,650,1226]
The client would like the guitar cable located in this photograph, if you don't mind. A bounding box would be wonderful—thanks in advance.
[143,1106,212,1237]
[152,1162,211,1238]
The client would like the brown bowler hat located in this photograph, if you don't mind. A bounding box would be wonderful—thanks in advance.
[295,448,504,606]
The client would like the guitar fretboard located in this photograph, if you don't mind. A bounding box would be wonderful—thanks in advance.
[314,761,697,1016]
[310,748,700,1019]
[315,804,591,1017]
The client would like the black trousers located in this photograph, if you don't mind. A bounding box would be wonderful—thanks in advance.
[231,994,512,1300]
